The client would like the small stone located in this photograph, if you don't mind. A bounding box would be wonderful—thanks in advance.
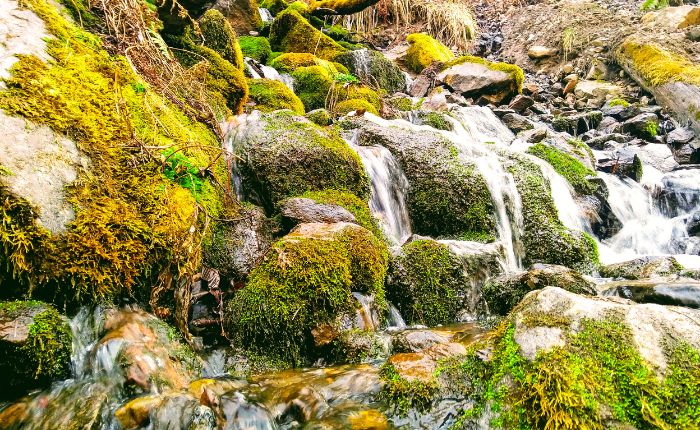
[502,112,535,132]
[563,77,578,95]
[508,94,535,112]
[408,74,431,97]
[527,45,558,59]
[622,113,659,139]
[563,73,579,83]
[562,63,574,74]
[523,83,540,95]
[519,127,548,143]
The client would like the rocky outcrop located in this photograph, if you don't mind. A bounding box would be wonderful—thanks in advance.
[600,256,684,279]
[437,57,523,104]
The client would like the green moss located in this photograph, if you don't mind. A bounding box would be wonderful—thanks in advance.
[260,0,290,15]
[301,189,383,239]
[269,52,341,74]
[247,78,305,114]
[290,65,380,112]
[444,55,524,94]
[0,0,229,305]
[404,33,455,74]
[608,98,630,107]
[324,24,350,41]
[419,111,452,131]
[641,0,669,10]
[619,41,700,87]
[198,10,244,70]
[269,9,346,60]
[224,224,388,364]
[527,143,598,195]
[379,363,438,416]
[335,98,378,116]
[238,36,272,62]
[305,108,333,126]
[334,49,407,94]
[507,155,599,273]
[389,97,415,112]
[60,0,99,27]
[644,120,659,138]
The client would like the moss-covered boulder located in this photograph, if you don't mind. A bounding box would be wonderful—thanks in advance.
[224,222,389,363]
[600,256,684,280]
[0,301,72,399]
[291,65,380,112]
[483,264,597,315]
[387,239,504,326]
[354,120,496,239]
[306,108,333,125]
[247,78,305,114]
[238,36,272,62]
[269,9,347,60]
[198,9,245,69]
[269,52,347,74]
[335,49,406,93]
[506,154,599,273]
[449,287,700,428]
[335,98,379,116]
[404,33,455,74]
[233,111,369,211]
[437,56,524,104]
[260,0,290,16]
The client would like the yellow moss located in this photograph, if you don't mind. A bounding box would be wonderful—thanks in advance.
[0,0,229,304]
[247,78,305,114]
[404,33,455,74]
[619,41,700,87]
[335,99,379,116]
[198,9,245,70]
[269,52,341,74]
[269,9,347,60]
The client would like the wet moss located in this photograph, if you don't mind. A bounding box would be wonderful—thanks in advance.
[239,36,272,62]
[527,143,598,195]
[224,224,388,364]
[379,362,438,416]
[335,99,379,116]
[290,65,379,112]
[269,52,343,74]
[198,9,244,70]
[306,108,333,126]
[300,189,383,239]
[404,33,455,74]
[269,9,347,60]
[418,111,452,131]
[247,78,305,114]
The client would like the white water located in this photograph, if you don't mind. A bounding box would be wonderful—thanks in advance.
[244,57,295,91]
[258,7,274,23]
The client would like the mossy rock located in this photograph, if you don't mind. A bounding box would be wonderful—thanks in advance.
[483,264,597,315]
[308,0,381,15]
[526,143,598,195]
[260,0,290,16]
[506,154,599,273]
[334,49,406,93]
[269,9,347,60]
[233,110,370,212]
[354,120,496,239]
[198,9,245,70]
[300,189,383,239]
[291,65,379,111]
[269,52,345,74]
[247,78,304,114]
[0,301,72,399]
[404,33,455,74]
[416,111,453,131]
[335,98,379,116]
[387,239,504,326]
[306,108,333,125]
[442,55,524,96]
[224,222,388,364]
[239,36,272,62]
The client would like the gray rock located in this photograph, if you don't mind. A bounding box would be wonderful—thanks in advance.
[281,197,356,225]
[507,94,535,112]
[584,133,630,149]
[502,112,534,132]
[601,279,700,309]
[437,62,518,103]
[552,110,603,135]
[597,147,643,181]
[519,128,548,143]
[596,116,623,134]
[623,112,659,139]
[527,45,558,59]
[408,74,431,97]
[600,256,683,280]
[392,330,452,353]
[688,211,700,236]
[667,127,695,145]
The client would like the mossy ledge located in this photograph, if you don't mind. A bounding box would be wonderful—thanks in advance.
[527,143,598,195]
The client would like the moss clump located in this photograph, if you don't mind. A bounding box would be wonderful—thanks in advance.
[0,0,229,305]
[388,96,415,112]
[444,55,525,94]
[260,0,290,15]
[643,120,659,138]
[386,240,463,326]
[335,99,379,116]
[527,143,598,195]
[0,301,72,397]
[301,189,383,239]
[507,155,599,273]
[305,108,333,126]
[235,111,370,211]
[198,9,244,70]
[404,33,455,74]
[291,65,379,112]
[238,36,272,62]
[618,41,700,87]
[608,97,630,107]
[379,362,438,416]
[334,49,407,94]
[224,224,388,364]
[269,9,347,60]
[269,52,343,74]
[247,78,305,114]
[418,111,452,131]
[454,319,700,429]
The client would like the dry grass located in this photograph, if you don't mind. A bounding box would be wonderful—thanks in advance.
[341,0,477,51]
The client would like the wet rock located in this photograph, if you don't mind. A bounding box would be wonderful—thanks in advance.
[507,94,534,112]
[667,127,695,145]
[636,142,679,172]
[483,264,596,315]
[623,112,659,139]
[579,179,622,240]
[392,330,452,353]
[601,279,700,308]
[552,110,603,135]
[501,112,534,132]
[116,395,163,429]
[334,49,406,94]
[281,197,356,226]
[0,301,72,399]
[597,147,643,181]
[687,211,700,236]
[596,116,623,134]
[584,133,630,149]
[518,128,548,143]
[600,256,684,280]
[212,0,263,34]
[204,205,275,283]
[670,138,700,164]
[387,342,467,383]
[527,45,558,59]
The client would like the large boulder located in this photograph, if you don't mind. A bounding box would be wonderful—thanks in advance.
[0,301,72,399]
[232,111,370,211]
[403,33,455,74]
[353,119,497,239]
[601,279,700,308]
[224,222,389,364]
[387,238,505,325]
[212,0,263,35]
[437,56,524,104]
[280,197,357,225]
[269,9,346,60]
[483,264,597,315]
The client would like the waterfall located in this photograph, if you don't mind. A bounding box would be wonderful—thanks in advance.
[244,58,294,91]
[258,7,274,23]
[349,135,412,246]
[223,112,261,201]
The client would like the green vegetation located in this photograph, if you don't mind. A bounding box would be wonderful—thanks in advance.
[224,224,388,364]
[269,52,346,74]
[269,9,347,60]
[527,143,598,195]
[641,0,669,10]
[238,36,272,62]
[380,363,438,416]
[301,189,383,239]
[305,108,333,126]
[562,27,577,61]
[198,9,244,69]
[335,99,378,116]
[419,111,452,131]
[404,33,455,73]
[334,49,407,94]
[247,78,305,114]
[290,65,380,112]
[608,98,630,107]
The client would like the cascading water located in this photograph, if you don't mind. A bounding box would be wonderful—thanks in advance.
[258,7,274,23]
[223,111,260,201]
[244,58,294,91]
